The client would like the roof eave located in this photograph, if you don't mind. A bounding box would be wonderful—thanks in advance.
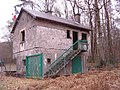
[11,8,36,33]
[35,16,92,31]
[11,8,92,33]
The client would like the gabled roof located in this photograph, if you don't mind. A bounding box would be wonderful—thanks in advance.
[11,8,91,33]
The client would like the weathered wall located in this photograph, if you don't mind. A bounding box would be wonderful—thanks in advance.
[34,19,90,74]
[0,42,13,63]
[13,11,34,54]
[36,25,72,74]
[56,52,89,76]
[58,62,72,75]
[13,11,36,72]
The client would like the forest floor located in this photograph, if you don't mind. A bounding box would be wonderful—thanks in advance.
[1,64,120,90]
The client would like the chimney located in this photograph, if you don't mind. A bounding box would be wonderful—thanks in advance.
[74,14,80,23]
[45,11,53,15]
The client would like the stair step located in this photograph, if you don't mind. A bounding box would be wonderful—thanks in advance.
[44,47,83,77]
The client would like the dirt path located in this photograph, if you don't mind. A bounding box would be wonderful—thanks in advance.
[1,66,120,90]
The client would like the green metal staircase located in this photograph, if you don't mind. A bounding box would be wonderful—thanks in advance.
[44,40,88,77]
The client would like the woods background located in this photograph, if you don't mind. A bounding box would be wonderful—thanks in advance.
[3,0,120,68]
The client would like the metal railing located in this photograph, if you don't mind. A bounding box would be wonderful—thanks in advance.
[48,40,88,69]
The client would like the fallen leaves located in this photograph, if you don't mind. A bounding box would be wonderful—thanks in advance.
[1,65,120,90]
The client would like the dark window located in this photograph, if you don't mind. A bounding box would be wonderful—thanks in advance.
[21,31,25,41]
[67,30,71,38]
[47,58,51,64]
[82,33,87,40]
[23,59,26,66]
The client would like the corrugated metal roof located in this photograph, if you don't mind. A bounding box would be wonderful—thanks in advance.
[12,8,91,33]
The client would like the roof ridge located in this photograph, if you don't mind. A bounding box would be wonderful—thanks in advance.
[23,8,90,30]
[11,8,91,33]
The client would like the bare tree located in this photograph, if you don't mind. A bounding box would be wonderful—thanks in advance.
[7,0,120,68]
[84,0,94,63]
[103,0,113,64]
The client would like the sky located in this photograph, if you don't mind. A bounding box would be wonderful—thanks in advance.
[0,0,59,42]
[0,0,19,42]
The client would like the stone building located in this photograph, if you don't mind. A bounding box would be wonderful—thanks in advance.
[11,8,91,78]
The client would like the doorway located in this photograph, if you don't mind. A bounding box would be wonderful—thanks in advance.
[73,31,78,50]
[26,53,43,79]
[72,56,82,74]
[81,33,87,40]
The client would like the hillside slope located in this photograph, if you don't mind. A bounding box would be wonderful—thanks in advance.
[1,66,120,90]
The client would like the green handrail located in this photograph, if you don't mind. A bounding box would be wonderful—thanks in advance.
[80,40,89,50]
[48,40,88,68]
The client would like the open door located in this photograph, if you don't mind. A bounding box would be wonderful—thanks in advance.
[73,31,78,50]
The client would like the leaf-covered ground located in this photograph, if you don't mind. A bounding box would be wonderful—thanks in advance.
[1,65,120,90]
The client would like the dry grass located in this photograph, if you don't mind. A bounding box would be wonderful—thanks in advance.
[1,65,120,90]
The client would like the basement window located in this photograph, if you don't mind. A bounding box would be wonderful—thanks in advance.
[81,33,87,40]
[47,58,51,64]
[21,30,25,42]
[67,30,71,39]
[23,59,26,66]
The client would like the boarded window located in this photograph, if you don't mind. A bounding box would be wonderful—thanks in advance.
[67,30,71,38]
[81,33,87,40]
[23,59,26,66]
[21,30,25,41]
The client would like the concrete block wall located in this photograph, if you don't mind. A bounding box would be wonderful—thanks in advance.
[0,42,13,63]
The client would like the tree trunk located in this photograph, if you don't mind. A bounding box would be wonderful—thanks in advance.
[103,0,113,64]
[94,0,105,67]
[87,0,94,62]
